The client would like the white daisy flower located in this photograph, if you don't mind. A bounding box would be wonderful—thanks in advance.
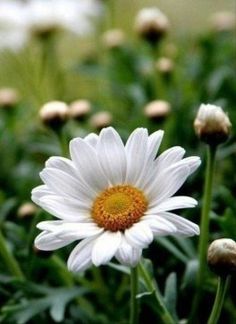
[32,127,200,272]
[0,0,29,52]
[0,0,103,51]
[24,0,103,37]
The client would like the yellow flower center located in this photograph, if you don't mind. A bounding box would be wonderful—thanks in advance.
[92,185,148,232]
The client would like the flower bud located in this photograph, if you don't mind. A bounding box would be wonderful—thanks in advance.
[0,88,20,109]
[89,111,112,130]
[31,25,60,40]
[194,104,231,146]
[17,202,38,219]
[207,238,236,276]
[144,100,171,122]
[134,7,169,45]
[69,99,91,121]
[39,101,69,131]
[210,11,236,32]
[102,29,126,49]
[155,57,174,75]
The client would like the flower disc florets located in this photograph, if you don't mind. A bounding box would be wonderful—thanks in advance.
[92,185,147,231]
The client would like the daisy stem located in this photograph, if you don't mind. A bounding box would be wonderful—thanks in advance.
[198,145,217,277]
[107,0,115,28]
[0,230,25,280]
[207,275,230,324]
[138,262,175,324]
[56,128,69,157]
[130,266,139,324]
[189,145,217,322]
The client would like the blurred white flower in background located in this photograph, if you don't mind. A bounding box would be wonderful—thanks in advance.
[0,0,104,51]
[24,0,104,37]
[0,0,29,51]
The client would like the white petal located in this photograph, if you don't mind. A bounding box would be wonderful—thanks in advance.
[125,222,153,249]
[84,133,99,148]
[146,161,192,206]
[31,185,53,204]
[146,196,198,214]
[158,212,200,236]
[140,146,185,190]
[45,156,97,198]
[67,236,98,272]
[142,216,177,235]
[39,195,90,221]
[147,130,164,160]
[36,221,103,240]
[146,164,189,205]
[135,130,164,187]
[92,231,122,266]
[40,168,93,202]
[97,127,127,185]
[155,146,186,170]
[45,156,77,176]
[125,128,148,185]
[69,138,108,191]
[34,231,74,251]
[115,237,142,267]
[181,156,201,175]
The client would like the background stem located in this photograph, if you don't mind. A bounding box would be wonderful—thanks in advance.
[189,145,217,322]
[208,276,230,324]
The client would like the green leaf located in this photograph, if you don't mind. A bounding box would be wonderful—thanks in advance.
[2,287,88,323]
[163,272,178,321]
[172,237,196,258]
[181,259,199,291]
[217,208,236,237]
[156,237,188,263]
[0,198,17,223]
[136,291,154,299]
[108,262,130,274]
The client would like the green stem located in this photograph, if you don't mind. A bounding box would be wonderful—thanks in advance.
[0,230,25,280]
[139,262,175,324]
[208,276,230,324]
[189,145,217,323]
[27,210,42,254]
[130,266,139,324]
[40,35,65,100]
[55,128,68,157]
[107,0,115,28]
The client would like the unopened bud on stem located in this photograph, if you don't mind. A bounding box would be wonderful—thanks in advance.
[102,29,126,49]
[144,100,171,122]
[69,99,91,121]
[39,101,69,131]
[207,238,236,277]
[17,202,38,219]
[0,88,20,109]
[89,111,112,130]
[194,104,231,146]
[135,7,169,45]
